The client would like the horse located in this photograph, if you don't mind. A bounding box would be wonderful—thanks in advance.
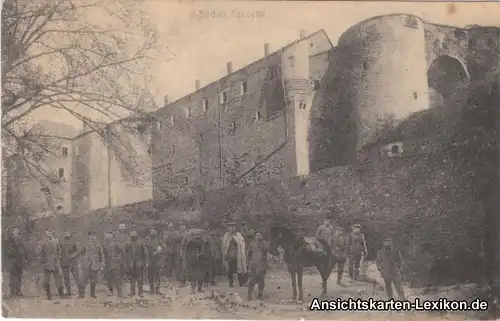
[181,229,213,293]
[270,225,333,301]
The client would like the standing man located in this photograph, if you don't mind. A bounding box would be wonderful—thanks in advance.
[376,236,406,300]
[125,231,149,297]
[331,226,349,286]
[40,228,64,300]
[75,231,104,298]
[222,222,247,287]
[316,215,335,249]
[115,224,128,293]
[176,223,187,284]
[5,227,27,297]
[246,231,269,301]
[348,223,368,281]
[163,222,177,281]
[208,227,221,285]
[146,228,164,294]
[102,231,123,297]
[60,231,81,297]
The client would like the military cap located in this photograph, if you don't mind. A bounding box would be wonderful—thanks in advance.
[352,223,361,228]
[130,231,138,237]
[383,236,393,241]
[63,231,71,237]
[88,231,96,235]
[226,221,236,226]
[150,228,157,235]
[118,223,126,230]
[335,225,344,230]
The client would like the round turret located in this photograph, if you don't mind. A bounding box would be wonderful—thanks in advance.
[337,14,430,149]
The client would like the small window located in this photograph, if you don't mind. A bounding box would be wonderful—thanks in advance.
[362,61,368,71]
[268,67,276,79]
[219,91,228,105]
[156,121,162,130]
[469,38,476,47]
[169,115,175,125]
[240,81,248,95]
[314,80,321,90]
[200,133,204,141]
[202,99,209,112]
[487,38,495,47]
[231,121,236,130]
[61,146,68,157]
[58,168,65,179]
[255,111,262,121]
[288,56,295,67]
[56,205,64,211]
[413,92,418,100]
[185,108,191,118]
[299,99,307,110]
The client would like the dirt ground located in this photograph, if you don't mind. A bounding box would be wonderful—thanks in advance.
[1,267,487,320]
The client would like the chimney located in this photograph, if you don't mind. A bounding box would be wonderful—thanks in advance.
[163,94,169,106]
[300,29,307,38]
[195,79,200,90]
[226,61,233,74]
[264,43,270,56]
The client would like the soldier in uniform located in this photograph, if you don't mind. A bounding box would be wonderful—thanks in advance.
[146,228,164,294]
[115,224,128,291]
[222,221,248,287]
[40,228,64,300]
[316,214,334,248]
[60,231,81,297]
[125,231,149,297]
[246,231,269,301]
[163,222,177,280]
[4,227,27,297]
[347,223,368,281]
[75,231,104,298]
[176,223,187,284]
[102,231,123,297]
[376,236,406,300]
[331,226,349,285]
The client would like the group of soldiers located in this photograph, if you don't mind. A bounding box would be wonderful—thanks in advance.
[4,216,407,302]
[315,215,406,300]
[3,220,271,301]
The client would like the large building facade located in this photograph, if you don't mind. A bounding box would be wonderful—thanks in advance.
[152,14,500,202]
[5,118,153,217]
[4,14,498,218]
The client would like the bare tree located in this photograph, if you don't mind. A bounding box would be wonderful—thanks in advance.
[1,0,162,208]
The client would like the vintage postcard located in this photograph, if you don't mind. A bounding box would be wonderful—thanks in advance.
[1,0,499,319]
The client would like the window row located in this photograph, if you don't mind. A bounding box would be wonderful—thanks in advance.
[157,111,263,130]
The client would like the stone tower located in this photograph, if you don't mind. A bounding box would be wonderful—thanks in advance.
[282,30,314,176]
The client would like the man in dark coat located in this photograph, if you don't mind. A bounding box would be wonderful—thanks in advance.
[246,231,269,301]
[115,224,128,288]
[40,228,64,300]
[376,236,406,300]
[331,225,349,285]
[60,231,81,297]
[125,231,149,296]
[146,228,164,294]
[347,223,367,280]
[102,231,124,297]
[163,222,177,280]
[5,227,27,297]
[176,223,187,284]
[75,231,104,298]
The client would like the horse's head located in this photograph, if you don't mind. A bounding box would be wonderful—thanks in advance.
[269,226,298,255]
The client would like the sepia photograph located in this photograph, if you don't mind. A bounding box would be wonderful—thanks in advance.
[1,0,499,319]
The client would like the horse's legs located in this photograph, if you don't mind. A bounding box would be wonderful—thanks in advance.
[297,268,304,302]
[289,269,297,300]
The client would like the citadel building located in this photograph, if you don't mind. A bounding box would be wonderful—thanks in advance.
[4,14,499,220]
[151,14,499,204]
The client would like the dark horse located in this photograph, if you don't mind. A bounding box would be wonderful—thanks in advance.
[270,226,333,301]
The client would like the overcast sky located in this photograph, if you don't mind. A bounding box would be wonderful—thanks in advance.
[32,1,500,129]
